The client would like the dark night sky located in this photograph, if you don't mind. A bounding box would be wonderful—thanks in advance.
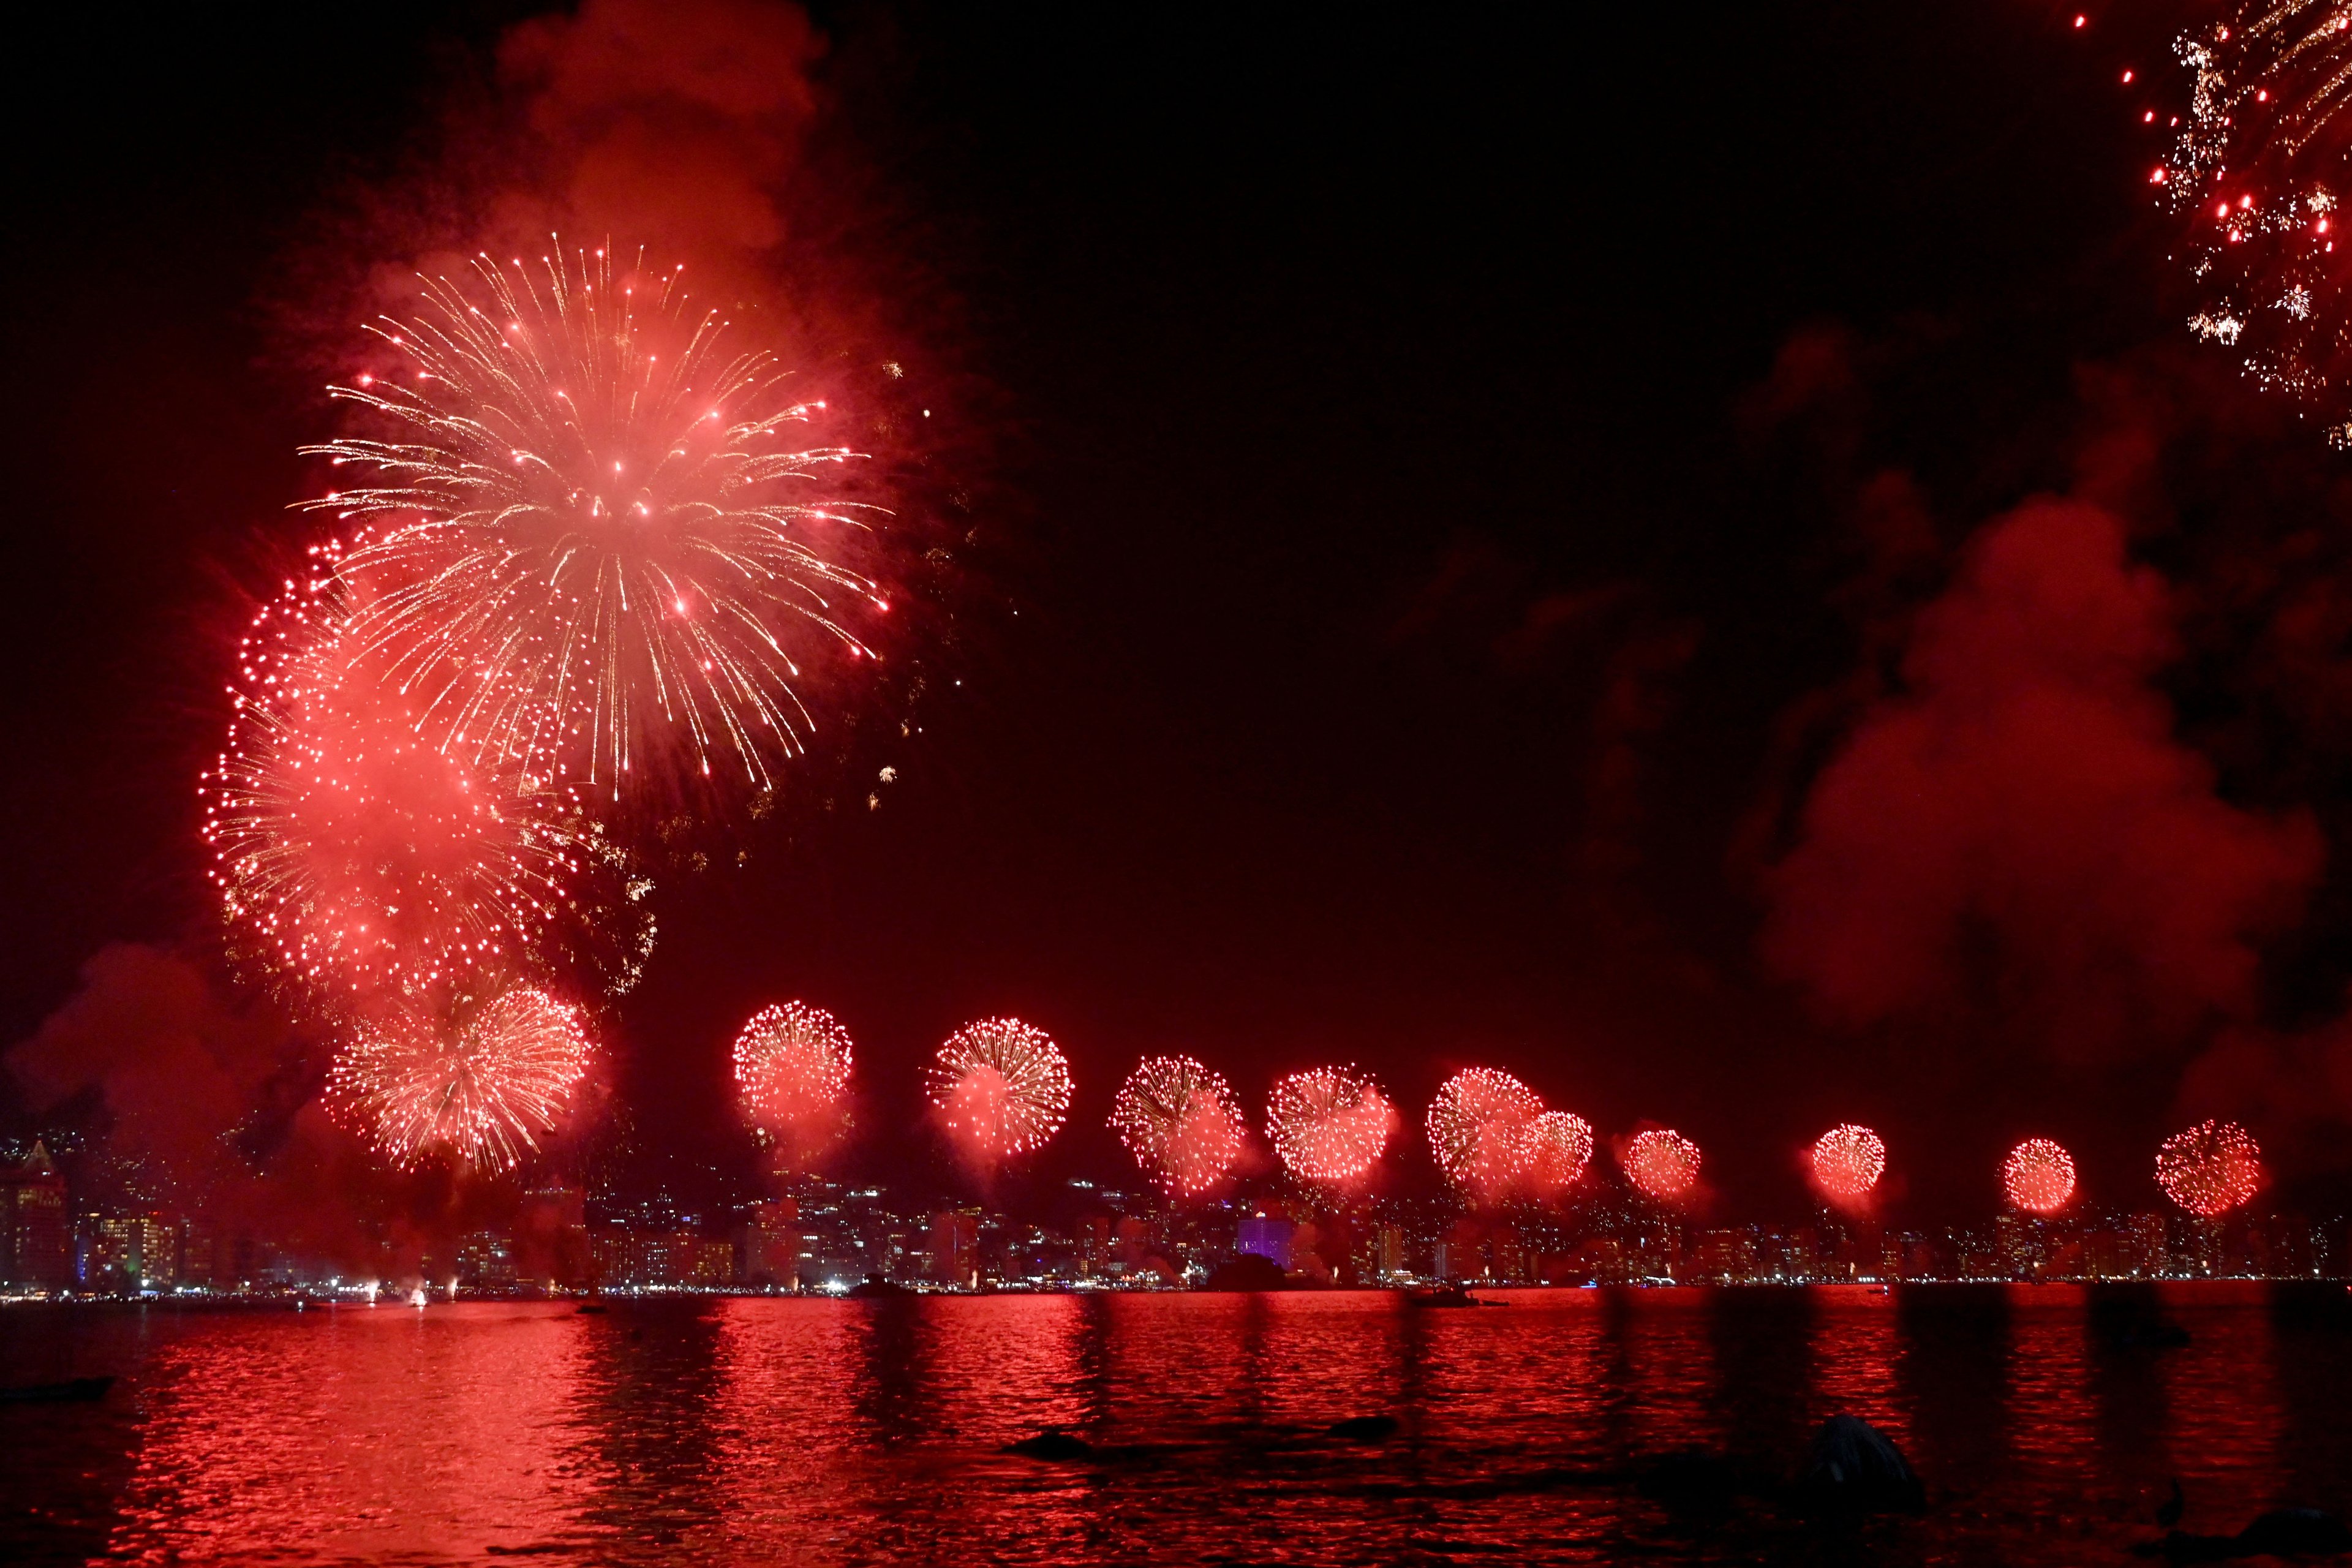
[9,1,2343,1223]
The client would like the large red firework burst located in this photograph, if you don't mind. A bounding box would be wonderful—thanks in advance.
[925,1018,1072,1164]
[2157,1120,2263,1217]
[1265,1066,1396,1184]
[325,986,594,1170]
[1108,1055,1246,1196]
[1515,1110,1596,1197]
[733,1002,854,1163]
[1622,1128,1703,1202]
[201,565,649,1008]
[1426,1068,1544,1200]
[1811,1123,1887,1204]
[2002,1138,2077,1215]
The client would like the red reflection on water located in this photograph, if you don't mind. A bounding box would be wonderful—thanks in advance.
[104,1303,601,1562]
[1809,1284,1909,1444]
[2157,1281,2283,1528]
[2005,1283,2094,1483]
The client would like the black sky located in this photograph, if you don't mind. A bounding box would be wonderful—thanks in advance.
[10,1,2331,1221]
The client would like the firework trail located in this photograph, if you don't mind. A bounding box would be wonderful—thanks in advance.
[201,562,652,1007]
[926,1018,1072,1164]
[1621,1128,1702,1202]
[2002,1137,2077,1214]
[1426,1068,1544,1200]
[733,1001,854,1164]
[1810,1123,1886,1203]
[326,986,593,1170]
[1109,1055,1245,1196]
[303,244,890,798]
[1514,1110,1595,1197]
[1265,1066,1396,1184]
[2157,1118,2263,1216]
[2156,4,2352,441]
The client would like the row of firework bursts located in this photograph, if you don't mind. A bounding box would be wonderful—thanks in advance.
[735,1009,2271,1218]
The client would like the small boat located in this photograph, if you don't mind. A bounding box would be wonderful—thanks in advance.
[846,1276,913,1299]
[575,1303,609,1316]
[0,1376,113,1404]
[1406,1284,1498,1309]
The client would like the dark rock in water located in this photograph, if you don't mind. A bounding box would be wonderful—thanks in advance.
[1638,1450,1740,1521]
[1005,1428,1095,1461]
[1200,1254,1290,1292]
[1327,1414,1399,1441]
[1799,1415,1925,1515]
[0,1375,112,1404]
[2154,1507,2352,1562]
[2157,1479,2186,1529]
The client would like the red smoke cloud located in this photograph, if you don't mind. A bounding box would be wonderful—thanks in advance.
[1764,496,2323,1058]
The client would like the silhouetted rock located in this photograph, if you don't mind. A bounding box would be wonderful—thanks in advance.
[1200,1254,1290,1292]
[1798,1415,1924,1515]
[1004,1428,1095,1461]
[2150,1507,2352,1562]
[1326,1414,1399,1441]
[2157,1479,2186,1529]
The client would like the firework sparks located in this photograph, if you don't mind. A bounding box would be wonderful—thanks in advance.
[1621,1128,1702,1202]
[1265,1066,1397,1184]
[1426,1068,1544,1200]
[2002,1137,2078,1214]
[1109,1055,1246,1196]
[326,986,593,1170]
[303,244,889,797]
[1811,1123,1887,1203]
[2157,4,2352,442]
[1516,1110,1596,1197]
[733,1002,854,1163]
[926,1018,1072,1163]
[200,565,650,1006]
[2157,1119,2263,1216]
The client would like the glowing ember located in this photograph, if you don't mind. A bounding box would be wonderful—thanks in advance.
[2157,3,2352,443]
[1109,1055,1246,1196]
[925,1017,1072,1163]
[1621,1128,1703,1201]
[2157,1119,2263,1216]
[1265,1066,1396,1183]
[303,244,889,797]
[1515,1110,1596,1197]
[2002,1137,2078,1213]
[733,1002,854,1162]
[1426,1068,1544,1199]
[202,567,649,1006]
[1811,1123,1887,1202]
[326,987,592,1170]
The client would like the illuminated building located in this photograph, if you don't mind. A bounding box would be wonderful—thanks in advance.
[456,1232,518,1289]
[929,1210,979,1288]
[0,1142,70,1290]
[1237,1213,1294,1271]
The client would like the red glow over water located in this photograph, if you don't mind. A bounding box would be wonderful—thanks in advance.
[1,1284,2342,1564]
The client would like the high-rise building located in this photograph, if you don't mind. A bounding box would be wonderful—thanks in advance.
[0,1142,70,1290]
[929,1211,979,1287]
[1236,1213,1294,1271]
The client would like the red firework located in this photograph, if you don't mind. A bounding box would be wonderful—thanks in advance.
[1811,1123,1887,1203]
[1515,1111,1595,1197]
[2002,1138,2077,1214]
[1622,1128,1703,1201]
[733,1002,854,1163]
[325,986,593,1170]
[1265,1066,1396,1183]
[1426,1068,1544,1199]
[925,1018,1072,1163]
[2157,1120,2263,1216]
[1108,1055,1246,1196]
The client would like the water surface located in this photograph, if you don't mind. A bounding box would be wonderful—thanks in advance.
[4,1282,2347,1565]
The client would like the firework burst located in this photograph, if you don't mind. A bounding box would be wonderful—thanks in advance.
[1109,1055,1245,1196]
[1515,1110,1596,1197]
[201,564,650,1006]
[926,1018,1072,1164]
[733,1002,854,1163]
[303,244,889,798]
[2157,1119,2263,1216]
[1426,1068,1544,1200]
[326,986,594,1170]
[1265,1066,1397,1184]
[2157,4,2352,441]
[1811,1123,1887,1204]
[1621,1128,1702,1202]
[2002,1137,2078,1214]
